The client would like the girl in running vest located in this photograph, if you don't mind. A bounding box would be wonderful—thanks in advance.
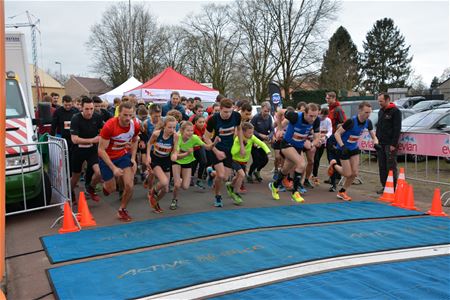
[146,116,178,213]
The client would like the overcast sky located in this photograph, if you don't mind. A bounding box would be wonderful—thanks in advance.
[5,0,449,86]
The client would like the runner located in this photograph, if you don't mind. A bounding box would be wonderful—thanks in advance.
[146,116,178,213]
[205,98,245,207]
[98,102,140,222]
[269,103,321,203]
[171,121,217,210]
[69,97,103,202]
[329,101,378,201]
[191,114,209,188]
[140,104,162,186]
[226,122,271,204]
[248,101,273,183]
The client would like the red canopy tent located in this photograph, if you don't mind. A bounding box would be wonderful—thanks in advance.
[126,67,219,102]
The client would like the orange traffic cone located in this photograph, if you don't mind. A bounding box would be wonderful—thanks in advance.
[379,170,395,202]
[397,167,406,187]
[391,182,406,207]
[404,184,418,210]
[78,194,96,227]
[59,202,80,234]
[78,192,97,227]
[427,188,448,217]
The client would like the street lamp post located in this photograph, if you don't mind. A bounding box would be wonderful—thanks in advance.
[54,61,62,82]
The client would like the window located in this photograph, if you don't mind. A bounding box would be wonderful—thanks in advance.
[6,79,26,119]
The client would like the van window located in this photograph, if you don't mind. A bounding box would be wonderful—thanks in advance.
[6,79,26,119]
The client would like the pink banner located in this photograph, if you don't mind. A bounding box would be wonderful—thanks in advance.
[358,131,450,157]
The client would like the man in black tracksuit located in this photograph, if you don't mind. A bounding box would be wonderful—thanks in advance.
[376,93,402,193]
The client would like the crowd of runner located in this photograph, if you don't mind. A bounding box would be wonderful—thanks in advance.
[44,90,388,222]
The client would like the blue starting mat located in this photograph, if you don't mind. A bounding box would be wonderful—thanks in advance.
[42,201,424,263]
[214,255,450,300]
[47,217,450,300]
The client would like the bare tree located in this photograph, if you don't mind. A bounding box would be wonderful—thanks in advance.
[88,3,163,86]
[262,0,337,101]
[185,4,241,95]
[231,0,278,103]
[159,25,191,74]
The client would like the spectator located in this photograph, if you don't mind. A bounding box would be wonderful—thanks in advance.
[51,92,60,109]
[162,91,189,120]
[376,93,402,194]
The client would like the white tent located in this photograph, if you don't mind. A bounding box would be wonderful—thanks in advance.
[99,77,142,103]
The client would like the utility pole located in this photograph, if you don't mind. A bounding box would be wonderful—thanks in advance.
[55,61,62,83]
[129,0,134,77]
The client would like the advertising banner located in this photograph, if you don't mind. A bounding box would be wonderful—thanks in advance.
[358,131,450,157]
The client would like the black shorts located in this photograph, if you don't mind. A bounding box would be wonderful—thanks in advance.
[173,161,195,169]
[211,149,233,169]
[339,148,361,160]
[280,140,303,157]
[138,146,147,154]
[232,160,247,172]
[150,153,172,173]
[71,146,98,174]
[272,140,282,150]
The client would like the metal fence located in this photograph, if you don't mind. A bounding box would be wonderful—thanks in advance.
[5,136,72,216]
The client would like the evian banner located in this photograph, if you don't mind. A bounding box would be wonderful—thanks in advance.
[358,131,450,157]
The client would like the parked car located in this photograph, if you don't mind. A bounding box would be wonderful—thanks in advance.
[369,108,416,130]
[321,100,380,118]
[394,96,426,109]
[411,100,448,112]
[401,108,450,162]
[437,103,450,109]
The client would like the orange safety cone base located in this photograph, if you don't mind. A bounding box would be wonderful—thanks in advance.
[59,202,80,234]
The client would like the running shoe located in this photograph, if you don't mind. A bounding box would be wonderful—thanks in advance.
[278,185,286,192]
[231,193,243,205]
[246,174,254,183]
[312,177,320,186]
[225,182,234,197]
[329,186,337,192]
[239,185,247,193]
[282,177,293,190]
[272,170,279,181]
[148,190,157,209]
[102,186,110,197]
[86,185,101,202]
[214,195,223,207]
[303,179,314,189]
[155,202,163,213]
[268,182,280,200]
[170,199,178,210]
[328,160,337,177]
[254,171,263,182]
[195,179,206,189]
[299,186,307,194]
[337,191,352,201]
[206,167,214,187]
[291,191,305,203]
[117,208,132,222]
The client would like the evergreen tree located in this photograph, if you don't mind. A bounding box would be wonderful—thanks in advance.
[319,26,360,92]
[430,76,440,89]
[361,18,412,93]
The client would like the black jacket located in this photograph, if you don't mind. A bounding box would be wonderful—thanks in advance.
[376,104,402,146]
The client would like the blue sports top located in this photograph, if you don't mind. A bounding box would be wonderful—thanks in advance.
[283,112,318,149]
[337,115,369,151]
[206,111,242,151]
[151,130,174,157]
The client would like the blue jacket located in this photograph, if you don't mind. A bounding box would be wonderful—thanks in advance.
[161,100,189,120]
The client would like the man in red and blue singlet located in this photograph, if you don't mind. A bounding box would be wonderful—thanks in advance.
[98,102,140,222]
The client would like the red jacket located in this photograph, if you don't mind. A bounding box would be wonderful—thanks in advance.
[328,101,346,133]
[193,124,206,150]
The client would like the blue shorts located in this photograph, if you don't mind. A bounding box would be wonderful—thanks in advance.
[99,153,133,181]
